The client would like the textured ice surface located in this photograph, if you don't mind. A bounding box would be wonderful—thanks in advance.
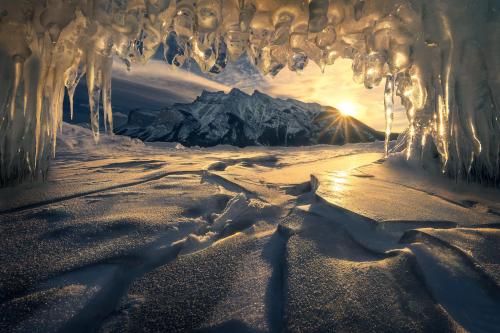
[1,123,499,331]
[0,0,499,184]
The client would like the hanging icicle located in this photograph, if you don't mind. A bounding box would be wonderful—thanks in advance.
[384,75,395,157]
[0,0,498,185]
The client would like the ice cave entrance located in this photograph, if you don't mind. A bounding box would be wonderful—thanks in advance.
[0,0,498,186]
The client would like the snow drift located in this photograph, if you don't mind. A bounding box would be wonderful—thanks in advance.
[0,0,499,185]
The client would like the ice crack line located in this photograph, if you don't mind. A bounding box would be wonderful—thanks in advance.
[0,170,204,215]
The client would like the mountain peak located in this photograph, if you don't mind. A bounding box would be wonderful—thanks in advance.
[200,89,224,98]
[252,89,265,97]
[196,89,226,103]
[229,88,248,97]
[118,89,384,148]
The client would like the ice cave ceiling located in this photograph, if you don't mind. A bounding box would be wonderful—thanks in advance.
[0,0,499,185]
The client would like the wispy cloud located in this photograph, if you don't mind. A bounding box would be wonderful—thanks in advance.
[112,57,408,132]
[233,59,407,132]
[113,59,231,101]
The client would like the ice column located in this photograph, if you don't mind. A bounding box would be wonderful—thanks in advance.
[384,75,394,157]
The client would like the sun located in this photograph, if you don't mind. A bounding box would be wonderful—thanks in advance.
[336,101,358,117]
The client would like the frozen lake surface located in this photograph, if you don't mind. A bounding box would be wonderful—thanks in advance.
[1,123,499,333]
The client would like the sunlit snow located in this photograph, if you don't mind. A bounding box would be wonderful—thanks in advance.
[1,123,499,331]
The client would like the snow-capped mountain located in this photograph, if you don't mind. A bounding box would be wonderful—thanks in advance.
[115,88,390,147]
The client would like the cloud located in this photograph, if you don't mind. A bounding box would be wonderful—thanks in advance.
[255,59,408,132]
[112,57,408,132]
[113,59,231,101]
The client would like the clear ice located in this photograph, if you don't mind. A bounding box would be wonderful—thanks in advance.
[0,0,499,185]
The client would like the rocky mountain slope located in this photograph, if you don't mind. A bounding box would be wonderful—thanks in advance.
[116,89,392,147]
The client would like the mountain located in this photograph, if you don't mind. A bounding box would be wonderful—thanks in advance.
[62,72,196,127]
[115,88,392,147]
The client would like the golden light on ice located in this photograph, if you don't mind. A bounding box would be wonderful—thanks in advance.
[331,171,349,193]
[336,101,358,117]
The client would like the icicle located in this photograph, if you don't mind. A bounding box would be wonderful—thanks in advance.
[0,0,499,185]
[86,51,103,143]
[384,74,395,157]
[102,56,113,135]
[406,107,415,160]
[64,57,86,120]
[34,34,54,170]
[437,93,449,170]
[9,56,24,121]
[51,81,66,157]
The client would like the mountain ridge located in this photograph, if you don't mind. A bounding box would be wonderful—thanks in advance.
[116,89,394,147]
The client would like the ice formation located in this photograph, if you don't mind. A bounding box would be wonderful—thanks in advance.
[0,0,499,185]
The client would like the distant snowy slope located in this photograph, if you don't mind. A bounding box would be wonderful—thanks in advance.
[62,58,231,128]
[116,89,391,147]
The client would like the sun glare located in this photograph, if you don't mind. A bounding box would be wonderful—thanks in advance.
[337,101,358,117]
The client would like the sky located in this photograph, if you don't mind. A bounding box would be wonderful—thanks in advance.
[113,55,408,132]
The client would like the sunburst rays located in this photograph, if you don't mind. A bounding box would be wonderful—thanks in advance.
[317,109,368,145]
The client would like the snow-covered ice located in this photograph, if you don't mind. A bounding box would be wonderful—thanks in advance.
[1,123,499,332]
